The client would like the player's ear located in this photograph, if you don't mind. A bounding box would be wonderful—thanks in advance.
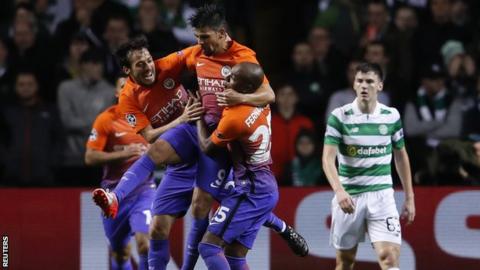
[218,28,227,39]
[122,66,131,76]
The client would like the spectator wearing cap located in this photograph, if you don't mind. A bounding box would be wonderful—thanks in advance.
[441,40,476,96]
[56,49,114,184]
[403,62,463,183]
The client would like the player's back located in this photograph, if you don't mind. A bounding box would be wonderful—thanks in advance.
[87,105,154,192]
[216,104,277,193]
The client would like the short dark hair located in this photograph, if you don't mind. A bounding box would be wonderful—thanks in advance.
[189,4,226,30]
[115,36,149,68]
[355,62,384,81]
[235,62,264,93]
[16,68,38,82]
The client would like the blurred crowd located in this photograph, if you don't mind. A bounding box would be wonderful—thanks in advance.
[0,0,479,187]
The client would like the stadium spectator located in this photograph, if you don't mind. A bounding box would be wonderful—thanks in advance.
[0,70,62,186]
[34,0,72,34]
[403,62,463,183]
[102,15,131,83]
[271,84,314,185]
[441,40,476,96]
[308,26,347,94]
[53,32,91,95]
[57,49,114,184]
[135,0,180,58]
[359,0,391,47]
[283,130,325,187]
[158,0,196,45]
[0,38,14,104]
[325,59,390,121]
[286,41,328,122]
[461,73,480,141]
[87,0,133,41]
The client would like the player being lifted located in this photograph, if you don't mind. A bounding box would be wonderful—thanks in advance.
[86,76,154,270]
[323,62,415,270]
[196,62,280,269]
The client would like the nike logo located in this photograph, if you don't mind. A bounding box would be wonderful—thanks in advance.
[210,182,220,189]
[196,62,205,67]
[115,132,127,137]
[143,103,149,113]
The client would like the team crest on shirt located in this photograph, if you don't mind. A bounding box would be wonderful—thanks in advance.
[379,124,388,135]
[221,65,231,77]
[126,114,136,127]
[163,78,175,89]
[347,145,357,156]
[89,128,98,141]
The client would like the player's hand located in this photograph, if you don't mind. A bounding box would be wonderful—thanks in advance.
[401,198,415,225]
[123,143,147,158]
[216,89,244,107]
[179,97,203,123]
[335,189,355,214]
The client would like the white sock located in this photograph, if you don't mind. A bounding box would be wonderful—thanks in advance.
[387,268,400,270]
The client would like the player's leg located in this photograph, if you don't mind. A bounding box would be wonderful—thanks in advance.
[103,202,135,270]
[149,169,195,270]
[367,189,402,270]
[263,212,309,257]
[372,242,400,270]
[148,214,176,270]
[130,188,155,270]
[335,246,358,270]
[224,240,249,270]
[198,231,230,269]
[330,192,366,270]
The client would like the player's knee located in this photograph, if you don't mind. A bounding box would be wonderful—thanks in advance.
[336,251,356,269]
[191,193,213,218]
[111,246,131,263]
[377,247,399,268]
[148,140,174,165]
[149,219,170,240]
[136,237,149,255]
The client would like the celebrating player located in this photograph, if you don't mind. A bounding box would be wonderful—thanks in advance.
[86,76,153,270]
[196,62,280,269]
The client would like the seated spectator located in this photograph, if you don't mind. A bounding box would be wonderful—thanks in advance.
[441,40,476,96]
[102,14,131,83]
[461,73,480,141]
[57,49,114,185]
[271,84,314,185]
[283,130,325,187]
[0,70,62,186]
[359,0,391,47]
[403,62,463,183]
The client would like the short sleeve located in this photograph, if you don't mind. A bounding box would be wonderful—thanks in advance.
[210,110,242,147]
[236,51,269,84]
[324,111,342,145]
[117,91,150,133]
[391,110,405,149]
[156,45,199,72]
[86,114,109,151]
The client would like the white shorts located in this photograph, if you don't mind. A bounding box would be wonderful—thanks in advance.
[330,188,401,250]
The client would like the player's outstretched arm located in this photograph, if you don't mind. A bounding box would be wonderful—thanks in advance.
[140,97,203,143]
[393,147,415,225]
[196,118,217,156]
[84,144,146,166]
[216,82,275,107]
[322,144,355,214]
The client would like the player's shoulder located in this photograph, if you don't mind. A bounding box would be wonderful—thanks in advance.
[230,41,256,59]
[97,105,117,121]
[377,103,400,119]
[331,103,353,121]
[121,78,141,95]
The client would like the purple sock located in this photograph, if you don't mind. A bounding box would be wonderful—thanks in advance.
[114,154,155,202]
[226,255,249,270]
[110,256,133,270]
[198,243,230,270]
[138,253,148,270]
[263,213,286,233]
[181,217,209,270]
[148,239,170,270]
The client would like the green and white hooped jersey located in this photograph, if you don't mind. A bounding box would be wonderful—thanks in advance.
[324,100,405,196]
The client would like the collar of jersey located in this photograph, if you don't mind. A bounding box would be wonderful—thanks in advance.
[351,98,381,116]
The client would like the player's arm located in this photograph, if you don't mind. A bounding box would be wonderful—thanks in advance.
[140,97,203,143]
[393,147,415,225]
[217,82,275,107]
[322,144,355,214]
[197,108,239,156]
[85,145,146,166]
[196,118,220,156]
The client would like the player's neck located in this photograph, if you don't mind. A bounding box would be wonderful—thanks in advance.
[357,99,377,114]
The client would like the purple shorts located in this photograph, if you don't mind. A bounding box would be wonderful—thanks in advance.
[207,188,279,249]
[102,186,155,251]
[155,123,232,210]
